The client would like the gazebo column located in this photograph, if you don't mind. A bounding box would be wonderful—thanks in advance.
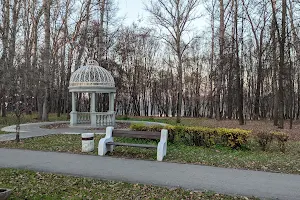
[109,92,115,125]
[109,93,115,111]
[70,92,77,126]
[90,92,97,127]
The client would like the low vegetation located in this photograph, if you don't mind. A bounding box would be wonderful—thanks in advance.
[0,168,257,200]
[256,131,289,152]
[131,124,250,149]
[117,116,300,141]
[1,134,299,174]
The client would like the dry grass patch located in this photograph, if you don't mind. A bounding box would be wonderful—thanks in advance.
[0,168,258,200]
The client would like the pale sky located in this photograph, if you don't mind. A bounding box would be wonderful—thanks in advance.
[117,0,208,30]
[118,0,147,25]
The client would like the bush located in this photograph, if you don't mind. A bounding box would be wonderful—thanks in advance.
[130,123,177,143]
[130,123,164,132]
[130,124,250,149]
[273,132,289,153]
[117,115,130,120]
[184,126,217,147]
[256,131,289,152]
[217,128,249,149]
[256,132,274,151]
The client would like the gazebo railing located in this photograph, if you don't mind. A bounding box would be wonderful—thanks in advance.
[96,112,115,127]
[77,112,91,124]
[76,111,115,126]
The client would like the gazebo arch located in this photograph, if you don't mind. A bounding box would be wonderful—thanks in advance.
[68,59,116,127]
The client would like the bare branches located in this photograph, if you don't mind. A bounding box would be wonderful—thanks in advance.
[145,0,201,47]
[145,0,201,123]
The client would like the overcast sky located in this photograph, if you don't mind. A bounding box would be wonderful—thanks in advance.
[117,0,208,30]
[118,0,147,25]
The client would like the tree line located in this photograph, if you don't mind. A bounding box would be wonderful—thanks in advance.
[0,0,299,129]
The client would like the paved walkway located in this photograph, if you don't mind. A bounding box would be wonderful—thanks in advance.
[0,120,167,141]
[0,121,92,141]
[0,148,299,200]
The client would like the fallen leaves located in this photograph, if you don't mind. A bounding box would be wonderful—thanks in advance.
[0,168,259,199]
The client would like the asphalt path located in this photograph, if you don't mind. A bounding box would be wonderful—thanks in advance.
[1,148,299,200]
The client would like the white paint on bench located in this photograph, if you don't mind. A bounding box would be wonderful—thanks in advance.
[98,127,168,161]
[98,127,114,156]
[157,129,168,161]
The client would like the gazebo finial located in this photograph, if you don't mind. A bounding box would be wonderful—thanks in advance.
[87,59,99,66]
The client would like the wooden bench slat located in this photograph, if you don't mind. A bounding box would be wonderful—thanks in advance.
[111,134,160,140]
[107,142,157,148]
[113,130,161,139]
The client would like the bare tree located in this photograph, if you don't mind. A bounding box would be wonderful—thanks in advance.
[216,0,225,120]
[146,0,201,123]
[270,0,287,128]
[2,0,300,130]
[74,0,92,69]
[242,0,269,120]
[0,0,10,117]
[42,0,51,121]
[204,0,217,119]
[235,0,244,125]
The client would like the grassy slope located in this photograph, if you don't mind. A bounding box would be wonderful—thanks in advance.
[1,134,299,174]
[0,168,257,200]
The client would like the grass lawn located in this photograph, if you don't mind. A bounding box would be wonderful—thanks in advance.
[1,114,299,174]
[0,168,257,200]
[116,116,300,140]
[1,134,299,174]
[0,113,68,134]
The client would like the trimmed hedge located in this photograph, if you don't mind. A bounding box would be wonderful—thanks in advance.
[130,124,250,149]
[273,132,289,153]
[256,131,289,153]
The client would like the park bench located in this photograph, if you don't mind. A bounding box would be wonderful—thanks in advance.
[98,127,168,161]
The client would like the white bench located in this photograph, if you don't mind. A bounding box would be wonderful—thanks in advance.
[98,127,168,161]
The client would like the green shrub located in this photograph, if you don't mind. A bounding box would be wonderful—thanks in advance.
[184,127,217,147]
[273,132,289,153]
[117,115,130,120]
[256,131,289,153]
[130,124,250,148]
[130,123,164,131]
[256,131,274,151]
[217,128,249,149]
[164,125,178,143]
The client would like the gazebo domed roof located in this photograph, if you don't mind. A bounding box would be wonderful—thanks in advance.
[69,59,116,93]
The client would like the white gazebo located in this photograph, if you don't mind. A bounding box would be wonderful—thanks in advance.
[68,59,116,127]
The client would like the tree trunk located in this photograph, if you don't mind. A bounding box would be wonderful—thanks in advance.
[235,0,244,125]
[97,0,106,64]
[278,0,287,128]
[176,53,183,124]
[75,0,92,69]
[0,0,10,117]
[272,15,278,126]
[216,0,225,120]
[42,0,51,121]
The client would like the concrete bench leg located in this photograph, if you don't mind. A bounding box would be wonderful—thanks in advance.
[98,127,114,156]
[157,129,168,161]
